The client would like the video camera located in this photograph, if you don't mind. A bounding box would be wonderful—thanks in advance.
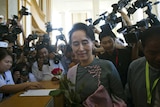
[93,4,122,31]
[85,18,95,30]
[127,0,149,15]
[45,22,53,33]
[51,27,65,41]
[117,0,131,10]
[118,0,160,43]
[19,6,32,16]
[52,28,65,41]
[53,54,61,64]
[10,15,23,35]
[45,22,66,42]
[118,18,151,43]
[27,34,38,41]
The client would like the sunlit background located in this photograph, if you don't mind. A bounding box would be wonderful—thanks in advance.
[50,0,156,45]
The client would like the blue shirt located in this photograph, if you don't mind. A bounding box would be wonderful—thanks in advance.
[0,70,15,101]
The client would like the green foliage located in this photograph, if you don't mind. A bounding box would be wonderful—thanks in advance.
[49,75,83,107]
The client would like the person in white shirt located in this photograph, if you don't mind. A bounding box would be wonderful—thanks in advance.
[32,45,64,81]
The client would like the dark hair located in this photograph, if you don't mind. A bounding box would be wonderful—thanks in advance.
[65,44,72,53]
[0,48,12,61]
[36,44,49,55]
[99,30,116,41]
[141,25,160,47]
[48,45,56,53]
[69,23,95,44]
[13,63,29,76]
[36,44,49,51]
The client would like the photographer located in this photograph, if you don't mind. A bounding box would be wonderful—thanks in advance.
[31,44,64,81]
[13,63,37,83]
[98,30,132,88]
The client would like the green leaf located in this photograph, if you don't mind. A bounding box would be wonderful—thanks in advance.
[51,75,83,106]
[64,90,73,104]
[49,89,62,96]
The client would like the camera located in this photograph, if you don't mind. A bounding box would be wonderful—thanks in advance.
[0,6,31,43]
[116,0,160,44]
[93,3,122,30]
[19,6,32,16]
[13,45,22,56]
[9,15,23,35]
[41,34,50,46]
[20,70,29,76]
[45,22,53,33]
[0,15,21,42]
[27,34,38,41]
[43,58,50,65]
[117,0,131,9]
[53,54,61,64]
[56,34,65,40]
[118,19,148,43]
[123,29,142,43]
[85,18,95,29]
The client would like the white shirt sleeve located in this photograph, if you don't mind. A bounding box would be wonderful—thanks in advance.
[32,62,43,81]
[28,73,37,82]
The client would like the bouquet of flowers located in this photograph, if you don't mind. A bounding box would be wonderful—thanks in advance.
[49,76,83,107]
[51,68,63,81]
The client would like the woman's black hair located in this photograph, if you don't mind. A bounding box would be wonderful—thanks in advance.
[0,48,12,61]
[141,25,160,48]
[69,22,95,44]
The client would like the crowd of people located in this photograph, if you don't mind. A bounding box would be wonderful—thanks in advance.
[0,10,160,107]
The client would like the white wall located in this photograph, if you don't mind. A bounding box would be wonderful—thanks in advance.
[51,0,120,43]
[8,0,18,19]
[0,0,7,20]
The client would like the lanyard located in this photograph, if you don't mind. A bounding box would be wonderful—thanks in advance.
[115,49,118,67]
[145,61,160,104]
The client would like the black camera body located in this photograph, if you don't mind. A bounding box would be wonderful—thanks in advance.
[127,0,152,15]
[27,34,38,41]
[56,34,65,40]
[19,6,32,16]
[41,34,50,46]
[119,19,149,43]
[45,22,53,33]
[13,45,22,56]
[123,30,141,43]
[53,54,61,64]
[43,58,50,65]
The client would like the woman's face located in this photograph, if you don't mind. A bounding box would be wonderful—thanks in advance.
[71,30,93,63]
[0,55,12,73]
